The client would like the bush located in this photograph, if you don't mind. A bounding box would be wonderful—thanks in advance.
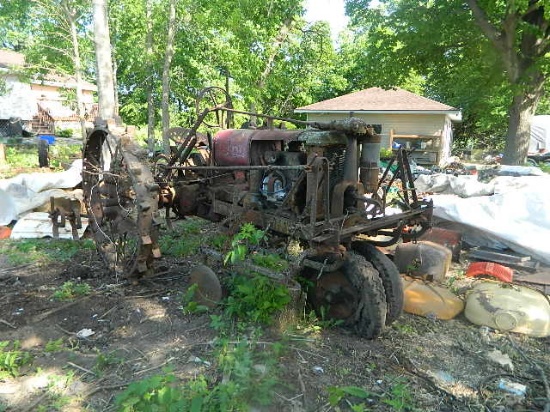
[56,128,73,138]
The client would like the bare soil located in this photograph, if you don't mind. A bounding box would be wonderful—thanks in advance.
[0,221,549,412]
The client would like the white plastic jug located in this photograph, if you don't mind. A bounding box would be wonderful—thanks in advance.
[464,281,550,337]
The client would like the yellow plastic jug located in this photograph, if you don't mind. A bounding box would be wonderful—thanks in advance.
[401,276,464,320]
[464,281,550,337]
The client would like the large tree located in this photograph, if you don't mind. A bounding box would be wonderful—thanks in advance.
[345,0,550,164]
[467,0,550,164]
[93,0,116,121]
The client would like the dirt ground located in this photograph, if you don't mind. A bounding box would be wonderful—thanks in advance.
[0,219,549,412]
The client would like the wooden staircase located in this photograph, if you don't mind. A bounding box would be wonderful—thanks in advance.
[31,104,55,135]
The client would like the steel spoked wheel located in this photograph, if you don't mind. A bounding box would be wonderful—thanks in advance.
[82,127,160,279]
[302,252,387,339]
[352,241,403,325]
[195,86,233,128]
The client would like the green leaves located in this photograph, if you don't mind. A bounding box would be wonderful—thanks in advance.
[0,341,33,378]
[224,273,291,325]
[52,281,91,301]
[224,223,265,265]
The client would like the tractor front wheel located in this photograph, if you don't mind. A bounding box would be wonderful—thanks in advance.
[301,252,387,339]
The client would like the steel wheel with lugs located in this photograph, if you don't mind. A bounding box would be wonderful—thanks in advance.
[82,126,160,279]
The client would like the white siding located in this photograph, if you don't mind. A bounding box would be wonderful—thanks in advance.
[304,112,452,165]
[0,75,36,120]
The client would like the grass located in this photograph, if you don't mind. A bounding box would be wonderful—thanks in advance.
[0,238,95,267]
[158,218,208,257]
[1,144,82,178]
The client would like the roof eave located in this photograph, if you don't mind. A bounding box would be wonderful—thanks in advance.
[295,108,462,119]
[31,79,98,91]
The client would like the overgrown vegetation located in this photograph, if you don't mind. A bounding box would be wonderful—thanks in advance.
[0,341,33,378]
[2,144,82,177]
[0,238,95,266]
[115,338,284,411]
[51,280,91,301]
[327,378,417,411]
[158,217,222,258]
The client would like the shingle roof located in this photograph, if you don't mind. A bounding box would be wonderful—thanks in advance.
[295,87,457,112]
[0,49,25,68]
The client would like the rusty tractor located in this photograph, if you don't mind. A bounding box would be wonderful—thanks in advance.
[82,86,432,339]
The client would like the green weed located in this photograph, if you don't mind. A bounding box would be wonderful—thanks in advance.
[250,252,288,271]
[115,339,282,411]
[392,321,416,335]
[0,341,33,378]
[224,223,265,265]
[328,379,416,411]
[94,350,125,373]
[158,218,210,257]
[181,284,210,314]
[224,273,291,325]
[44,338,65,353]
[327,385,372,410]
[52,281,91,301]
[382,379,416,411]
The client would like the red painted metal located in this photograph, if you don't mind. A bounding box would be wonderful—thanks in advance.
[466,261,514,283]
[213,129,303,166]
[418,227,462,262]
[213,129,252,166]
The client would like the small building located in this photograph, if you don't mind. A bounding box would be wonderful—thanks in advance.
[0,49,97,138]
[295,87,462,166]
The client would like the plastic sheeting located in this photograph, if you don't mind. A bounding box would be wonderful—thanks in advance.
[416,173,550,265]
[0,160,82,225]
[530,115,550,153]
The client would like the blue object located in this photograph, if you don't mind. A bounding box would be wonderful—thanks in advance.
[39,135,56,144]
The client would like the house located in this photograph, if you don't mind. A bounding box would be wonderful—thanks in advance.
[0,49,97,138]
[295,87,462,166]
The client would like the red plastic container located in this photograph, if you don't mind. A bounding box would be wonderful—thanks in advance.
[466,261,513,283]
[0,226,12,239]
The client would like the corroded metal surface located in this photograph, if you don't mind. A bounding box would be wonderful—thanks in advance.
[82,125,160,279]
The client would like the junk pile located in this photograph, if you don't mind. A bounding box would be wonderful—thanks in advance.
[0,160,88,239]
[392,236,550,338]
[391,164,550,338]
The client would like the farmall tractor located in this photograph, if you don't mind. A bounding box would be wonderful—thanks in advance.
[82,87,432,339]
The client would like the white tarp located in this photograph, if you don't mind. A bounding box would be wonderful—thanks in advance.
[530,115,550,153]
[416,173,550,265]
[0,160,83,225]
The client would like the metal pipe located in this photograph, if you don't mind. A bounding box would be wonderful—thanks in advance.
[360,133,382,193]
[167,165,308,171]
[343,135,358,182]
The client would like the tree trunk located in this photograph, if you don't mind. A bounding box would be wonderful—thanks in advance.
[93,0,116,122]
[146,0,155,156]
[502,73,544,165]
[161,0,177,155]
[0,143,6,167]
[65,3,87,141]
[467,0,549,165]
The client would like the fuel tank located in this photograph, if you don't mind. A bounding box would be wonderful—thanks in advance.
[212,129,302,166]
